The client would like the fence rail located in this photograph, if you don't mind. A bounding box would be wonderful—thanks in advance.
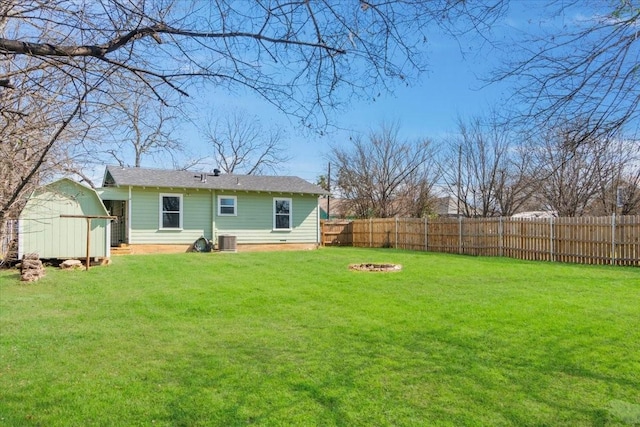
[321,215,640,267]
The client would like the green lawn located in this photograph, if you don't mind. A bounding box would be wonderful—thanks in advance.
[1,248,639,426]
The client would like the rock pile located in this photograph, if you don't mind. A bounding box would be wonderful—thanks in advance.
[60,259,83,269]
[20,253,45,282]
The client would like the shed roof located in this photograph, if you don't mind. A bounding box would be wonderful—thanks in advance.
[102,166,328,195]
[24,178,110,217]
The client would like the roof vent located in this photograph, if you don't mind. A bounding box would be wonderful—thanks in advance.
[195,171,222,183]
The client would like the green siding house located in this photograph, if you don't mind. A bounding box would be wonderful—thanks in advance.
[97,166,328,253]
[19,178,111,259]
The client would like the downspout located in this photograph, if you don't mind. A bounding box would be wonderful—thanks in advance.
[211,190,218,245]
[316,196,321,247]
[127,186,132,244]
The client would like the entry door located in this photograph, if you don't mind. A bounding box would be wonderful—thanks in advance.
[106,200,127,246]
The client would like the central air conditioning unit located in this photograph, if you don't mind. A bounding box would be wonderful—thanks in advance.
[218,235,237,252]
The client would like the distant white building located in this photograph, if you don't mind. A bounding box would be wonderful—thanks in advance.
[511,211,557,219]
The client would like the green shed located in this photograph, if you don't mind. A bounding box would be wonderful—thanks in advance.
[19,178,112,259]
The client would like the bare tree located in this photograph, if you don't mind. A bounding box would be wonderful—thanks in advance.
[615,169,640,215]
[103,92,181,168]
[0,54,95,227]
[441,114,533,217]
[588,138,640,216]
[532,123,615,217]
[201,109,290,175]
[2,1,506,121]
[401,174,441,218]
[619,157,640,215]
[495,1,640,142]
[330,122,439,218]
[1,0,506,222]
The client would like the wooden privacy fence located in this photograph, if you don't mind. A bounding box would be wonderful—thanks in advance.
[321,220,353,246]
[321,215,640,266]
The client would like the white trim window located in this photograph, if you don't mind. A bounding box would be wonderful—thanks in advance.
[159,193,183,229]
[218,195,237,216]
[273,197,292,230]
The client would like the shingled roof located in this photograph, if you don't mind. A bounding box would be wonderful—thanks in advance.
[102,166,328,195]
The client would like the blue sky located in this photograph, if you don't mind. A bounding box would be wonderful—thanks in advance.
[182,30,504,184]
[176,2,549,184]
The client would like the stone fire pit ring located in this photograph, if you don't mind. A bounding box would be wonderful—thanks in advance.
[349,263,402,272]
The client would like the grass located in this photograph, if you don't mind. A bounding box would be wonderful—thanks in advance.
[1,248,639,426]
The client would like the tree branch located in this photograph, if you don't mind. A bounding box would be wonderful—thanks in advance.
[0,24,347,59]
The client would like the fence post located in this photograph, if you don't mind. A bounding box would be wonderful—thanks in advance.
[395,217,398,249]
[369,217,373,248]
[458,216,463,255]
[549,216,555,262]
[424,216,428,252]
[611,213,616,265]
[499,217,503,258]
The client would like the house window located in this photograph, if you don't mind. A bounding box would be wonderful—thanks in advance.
[274,197,292,230]
[160,193,182,229]
[218,195,237,216]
